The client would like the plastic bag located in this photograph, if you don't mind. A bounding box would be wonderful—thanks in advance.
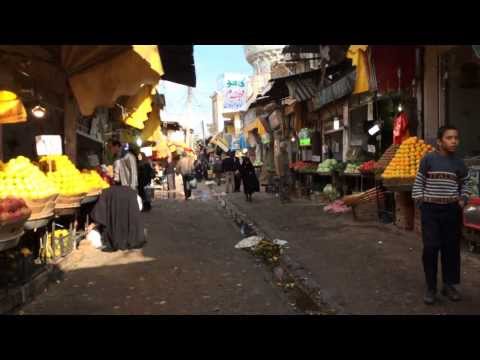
[87,229,103,249]
[189,178,198,189]
[137,195,143,211]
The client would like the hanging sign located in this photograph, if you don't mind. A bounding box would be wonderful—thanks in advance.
[299,128,312,147]
[35,135,63,156]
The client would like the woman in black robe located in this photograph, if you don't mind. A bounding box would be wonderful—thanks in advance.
[239,157,260,202]
[90,186,146,252]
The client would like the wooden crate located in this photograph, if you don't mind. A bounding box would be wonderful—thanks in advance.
[394,192,414,230]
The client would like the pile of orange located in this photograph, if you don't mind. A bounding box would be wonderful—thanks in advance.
[382,137,434,179]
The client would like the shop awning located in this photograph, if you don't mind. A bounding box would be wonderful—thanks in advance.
[65,46,164,116]
[312,70,356,110]
[243,118,266,136]
[121,86,155,130]
[157,46,196,87]
[0,90,27,124]
[285,78,317,102]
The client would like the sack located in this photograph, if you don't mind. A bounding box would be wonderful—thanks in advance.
[189,178,198,189]
[87,229,103,249]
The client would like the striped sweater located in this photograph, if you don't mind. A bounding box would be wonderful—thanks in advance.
[412,152,471,204]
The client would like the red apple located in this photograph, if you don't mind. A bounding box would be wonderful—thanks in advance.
[0,212,9,223]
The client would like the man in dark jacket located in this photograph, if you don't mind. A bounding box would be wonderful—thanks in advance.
[222,152,237,194]
[213,156,223,186]
[234,156,242,192]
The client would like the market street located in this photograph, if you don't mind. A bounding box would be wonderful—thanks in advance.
[19,187,295,315]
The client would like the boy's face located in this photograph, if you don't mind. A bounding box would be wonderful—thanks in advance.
[438,129,459,153]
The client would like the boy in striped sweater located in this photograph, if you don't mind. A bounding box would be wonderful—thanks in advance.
[412,126,471,305]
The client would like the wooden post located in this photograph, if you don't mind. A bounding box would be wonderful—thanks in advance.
[64,93,78,163]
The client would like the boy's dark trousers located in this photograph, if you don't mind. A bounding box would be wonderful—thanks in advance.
[421,202,462,291]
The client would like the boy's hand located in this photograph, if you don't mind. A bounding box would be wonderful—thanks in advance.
[459,199,466,208]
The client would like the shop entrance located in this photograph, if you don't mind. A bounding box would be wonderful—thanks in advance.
[442,46,480,158]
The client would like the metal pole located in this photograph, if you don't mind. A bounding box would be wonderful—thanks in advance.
[201,120,206,146]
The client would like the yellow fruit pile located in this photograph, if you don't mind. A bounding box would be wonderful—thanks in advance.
[81,170,110,192]
[40,155,89,196]
[0,156,58,200]
[382,137,434,179]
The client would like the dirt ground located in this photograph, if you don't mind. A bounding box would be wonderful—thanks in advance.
[20,188,295,315]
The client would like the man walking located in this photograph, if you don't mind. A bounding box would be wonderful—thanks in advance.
[222,151,237,194]
[412,126,472,305]
[176,152,195,200]
[213,156,223,186]
[165,157,176,191]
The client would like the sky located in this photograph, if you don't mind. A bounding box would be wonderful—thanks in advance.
[159,45,252,136]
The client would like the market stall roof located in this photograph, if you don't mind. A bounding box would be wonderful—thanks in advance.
[157,46,196,87]
[282,45,323,54]
[245,79,289,110]
[0,45,196,116]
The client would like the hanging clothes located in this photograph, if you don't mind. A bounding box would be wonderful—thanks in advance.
[347,45,370,94]
[393,111,410,145]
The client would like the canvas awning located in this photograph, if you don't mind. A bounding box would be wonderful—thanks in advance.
[157,46,196,87]
[312,70,356,110]
[65,45,164,116]
[243,118,266,136]
[0,90,27,124]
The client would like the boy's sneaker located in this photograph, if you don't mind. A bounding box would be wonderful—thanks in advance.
[424,288,437,305]
[442,284,461,302]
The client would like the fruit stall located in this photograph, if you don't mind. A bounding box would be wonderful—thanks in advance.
[0,154,110,289]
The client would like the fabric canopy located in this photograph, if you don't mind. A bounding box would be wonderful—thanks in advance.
[0,90,27,124]
[243,118,266,136]
[66,46,164,116]
[141,103,171,159]
[347,45,370,94]
[122,86,155,130]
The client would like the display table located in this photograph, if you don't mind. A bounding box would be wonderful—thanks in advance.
[0,232,24,252]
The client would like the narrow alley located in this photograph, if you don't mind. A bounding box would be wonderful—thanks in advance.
[19,187,295,315]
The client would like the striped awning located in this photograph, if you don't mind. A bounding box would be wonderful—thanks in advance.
[285,78,318,102]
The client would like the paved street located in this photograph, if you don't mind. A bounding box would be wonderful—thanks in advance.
[20,187,295,315]
[224,190,480,315]
[19,181,480,315]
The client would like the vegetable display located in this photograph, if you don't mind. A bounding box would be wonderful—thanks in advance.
[317,159,338,173]
[359,160,376,174]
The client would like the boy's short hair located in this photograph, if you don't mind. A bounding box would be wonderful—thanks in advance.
[437,125,459,140]
[110,140,122,147]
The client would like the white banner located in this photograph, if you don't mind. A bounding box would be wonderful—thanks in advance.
[220,73,248,113]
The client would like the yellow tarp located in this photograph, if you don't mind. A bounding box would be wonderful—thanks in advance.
[243,118,266,136]
[141,103,171,159]
[133,45,164,77]
[347,45,370,94]
[122,86,154,130]
[68,46,164,116]
[0,91,27,124]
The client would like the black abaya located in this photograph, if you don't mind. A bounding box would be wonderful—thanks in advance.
[91,186,146,251]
